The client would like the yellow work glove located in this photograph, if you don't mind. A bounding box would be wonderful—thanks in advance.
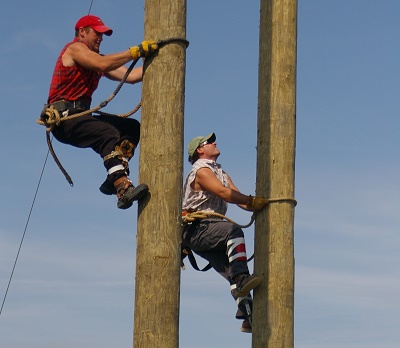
[246,195,269,211]
[129,40,159,60]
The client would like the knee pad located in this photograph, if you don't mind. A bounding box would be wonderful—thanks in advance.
[116,139,136,159]
[103,140,136,168]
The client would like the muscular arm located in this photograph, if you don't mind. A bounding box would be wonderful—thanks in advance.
[63,42,143,84]
[63,42,134,74]
[194,168,250,206]
[104,66,143,83]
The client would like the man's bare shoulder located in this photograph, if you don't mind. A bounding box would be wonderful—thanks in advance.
[63,41,92,67]
[65,40,89,54]
[196,166,214,176]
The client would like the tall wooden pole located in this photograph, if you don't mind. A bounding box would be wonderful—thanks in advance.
[133,1,187,347]
[253,0,297,347]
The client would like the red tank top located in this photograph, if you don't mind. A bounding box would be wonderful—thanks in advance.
[47,38,102,104]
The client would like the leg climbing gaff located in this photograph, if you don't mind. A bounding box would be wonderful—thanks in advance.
[231,283,254,333]
[99,139,137,195]
[99,139,149,209]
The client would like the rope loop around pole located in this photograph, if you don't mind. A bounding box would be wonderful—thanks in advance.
[267,197,297,206]
[157,37,189,49]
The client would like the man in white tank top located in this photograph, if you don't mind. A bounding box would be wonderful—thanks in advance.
[182,132,268,333]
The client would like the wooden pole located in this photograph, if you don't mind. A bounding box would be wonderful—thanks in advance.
[133,1,187,347]
[253,0,297,347]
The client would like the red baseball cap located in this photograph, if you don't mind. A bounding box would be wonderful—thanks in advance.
[75,15,113,36]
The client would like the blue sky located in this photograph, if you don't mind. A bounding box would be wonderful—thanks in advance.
[1,1,400,347]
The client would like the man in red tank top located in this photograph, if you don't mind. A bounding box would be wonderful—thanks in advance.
[45,15,158,209]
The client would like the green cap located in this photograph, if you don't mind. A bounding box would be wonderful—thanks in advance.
[188,132,216,157]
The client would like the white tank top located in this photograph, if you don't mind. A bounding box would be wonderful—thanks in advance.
[182,159,228,215]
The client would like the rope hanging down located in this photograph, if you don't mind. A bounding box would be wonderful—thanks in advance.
[37,38,189,186]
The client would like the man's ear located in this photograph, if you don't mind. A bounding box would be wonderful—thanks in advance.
[78,27,88,38]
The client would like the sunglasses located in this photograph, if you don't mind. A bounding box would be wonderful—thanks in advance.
[198,138,214,148]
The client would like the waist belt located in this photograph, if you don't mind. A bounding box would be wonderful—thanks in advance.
[49,100,91,113]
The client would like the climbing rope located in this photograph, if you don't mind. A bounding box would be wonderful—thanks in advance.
[182,197,297,228]
[182,211,256,229]
[37,37,189,186]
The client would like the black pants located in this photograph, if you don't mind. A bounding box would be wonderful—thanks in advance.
[52,114,140,172]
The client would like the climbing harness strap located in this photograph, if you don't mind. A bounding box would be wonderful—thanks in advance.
[181,218,213,272]
[181,219,212,272]
[103,151,127,163]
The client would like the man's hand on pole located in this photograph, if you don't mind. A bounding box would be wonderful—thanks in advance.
[129,40,159,60]
[246,195,269,211]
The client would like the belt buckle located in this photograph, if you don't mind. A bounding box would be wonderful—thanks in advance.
[51,100,67,112]
[73,100,89,111]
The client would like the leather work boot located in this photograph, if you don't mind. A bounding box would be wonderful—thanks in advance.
[234,274,262,297]
[115,177,149,209]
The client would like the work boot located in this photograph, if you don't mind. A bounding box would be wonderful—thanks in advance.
[234,274,261,297]
[241,318,252,333]
[115,177,149,210]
